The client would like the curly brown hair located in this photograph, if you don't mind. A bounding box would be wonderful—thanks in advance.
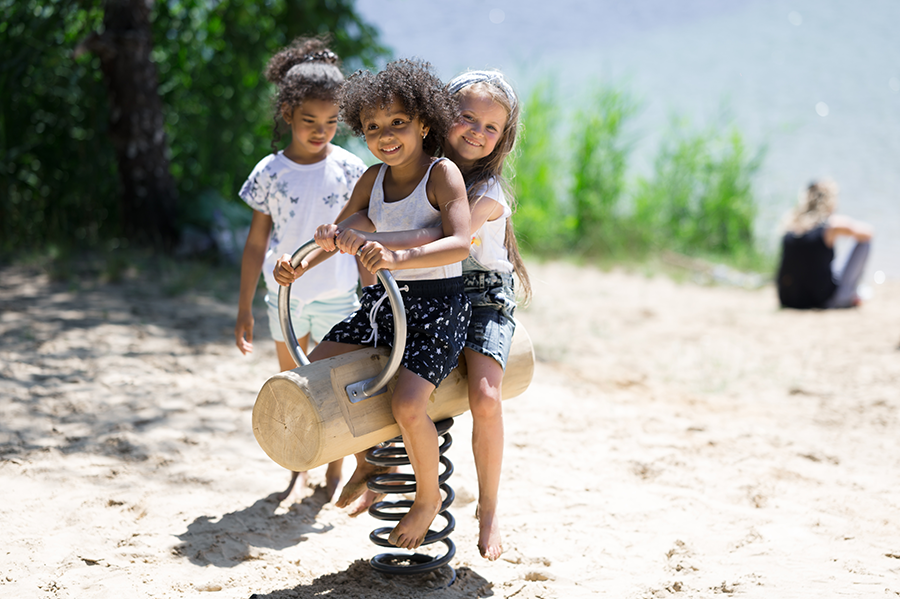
[264,36,344,153]
[338,58,455,157]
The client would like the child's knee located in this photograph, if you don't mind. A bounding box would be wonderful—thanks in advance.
[469,386,503,420]
[391,393,428,427]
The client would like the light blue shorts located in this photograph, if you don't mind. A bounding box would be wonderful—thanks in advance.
[265,288,360,344]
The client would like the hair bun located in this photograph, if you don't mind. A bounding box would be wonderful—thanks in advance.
[264,36,340,84]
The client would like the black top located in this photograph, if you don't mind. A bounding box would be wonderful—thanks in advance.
[776,225,836,309]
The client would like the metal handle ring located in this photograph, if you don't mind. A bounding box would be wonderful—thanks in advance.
[278,239,407,402]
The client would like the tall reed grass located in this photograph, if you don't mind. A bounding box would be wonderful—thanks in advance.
[511,82,567,254]
[510,81,768,271]
[570,86,639,254]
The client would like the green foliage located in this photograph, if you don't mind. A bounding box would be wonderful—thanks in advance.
[511,80,767,270]
[510,83,568,253]
[632,121,763,257]
[1,0,116,252]
[150,0,387,203]
[0,0,389,254]
[570,86,639,254]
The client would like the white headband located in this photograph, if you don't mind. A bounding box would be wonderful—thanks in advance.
[447,70,518,111]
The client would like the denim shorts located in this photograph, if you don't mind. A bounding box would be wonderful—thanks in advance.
[462,270,517,370]
[323,277,471,387]
[265,288,360,344]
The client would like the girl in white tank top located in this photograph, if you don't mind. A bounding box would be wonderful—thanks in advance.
[367,158,461,281]
[273,59,472,552]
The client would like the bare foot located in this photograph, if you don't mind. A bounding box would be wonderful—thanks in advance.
[347,488,384,518]
[335,460,389,509]
[388,498,441,550]
[476,505,503,560]
[276,471,307,503]
[346,465,399,517]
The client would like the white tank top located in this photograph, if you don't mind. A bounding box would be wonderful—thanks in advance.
[367,159,462,281]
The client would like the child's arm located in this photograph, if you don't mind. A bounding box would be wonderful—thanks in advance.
[235,210,272,354]
[468,194,506,231]
[273,165,378,287]
[337,214,437,255]
[338,193,505,254]
[353,160,471,273]
[314,167,379,251]
[330,210,379,287]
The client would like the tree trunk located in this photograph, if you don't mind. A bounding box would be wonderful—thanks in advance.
[82,0,179,248]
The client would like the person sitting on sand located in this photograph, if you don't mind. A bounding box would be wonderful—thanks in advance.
[776,179,873,309]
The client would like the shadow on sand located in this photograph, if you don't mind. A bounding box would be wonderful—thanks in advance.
[0,262,268,463]
[247,558,494,599]
[174,488,334,568]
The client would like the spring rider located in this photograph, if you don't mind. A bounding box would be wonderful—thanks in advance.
[252,240,534,576]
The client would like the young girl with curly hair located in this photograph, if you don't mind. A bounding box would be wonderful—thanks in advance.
[324,69,530,559]
[274,58,472,550]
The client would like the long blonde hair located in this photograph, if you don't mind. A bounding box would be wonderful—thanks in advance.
[785,179,839,235]
[447,74,532,305]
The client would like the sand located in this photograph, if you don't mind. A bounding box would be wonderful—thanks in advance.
[2,258,899,598]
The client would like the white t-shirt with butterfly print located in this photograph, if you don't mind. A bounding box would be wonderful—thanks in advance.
[239,146,366,303]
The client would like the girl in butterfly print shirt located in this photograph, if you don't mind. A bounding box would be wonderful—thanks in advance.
[235,36,368,503]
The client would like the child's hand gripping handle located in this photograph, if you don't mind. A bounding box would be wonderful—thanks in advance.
[278,239,407,402]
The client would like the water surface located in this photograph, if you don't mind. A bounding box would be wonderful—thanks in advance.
[356,0,900,278]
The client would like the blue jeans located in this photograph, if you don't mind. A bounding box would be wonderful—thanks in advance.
[462,270,517,370]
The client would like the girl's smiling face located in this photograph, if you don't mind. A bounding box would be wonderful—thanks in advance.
[361,97,429,167]
[446,89,508,170]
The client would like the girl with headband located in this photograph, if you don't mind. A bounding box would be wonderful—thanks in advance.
[444,69,531,560]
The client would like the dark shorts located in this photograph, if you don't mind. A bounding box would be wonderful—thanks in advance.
[323,277,471,387]
[462,270,517,370]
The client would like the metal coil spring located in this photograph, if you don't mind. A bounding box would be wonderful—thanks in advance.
[366,418,457,576]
